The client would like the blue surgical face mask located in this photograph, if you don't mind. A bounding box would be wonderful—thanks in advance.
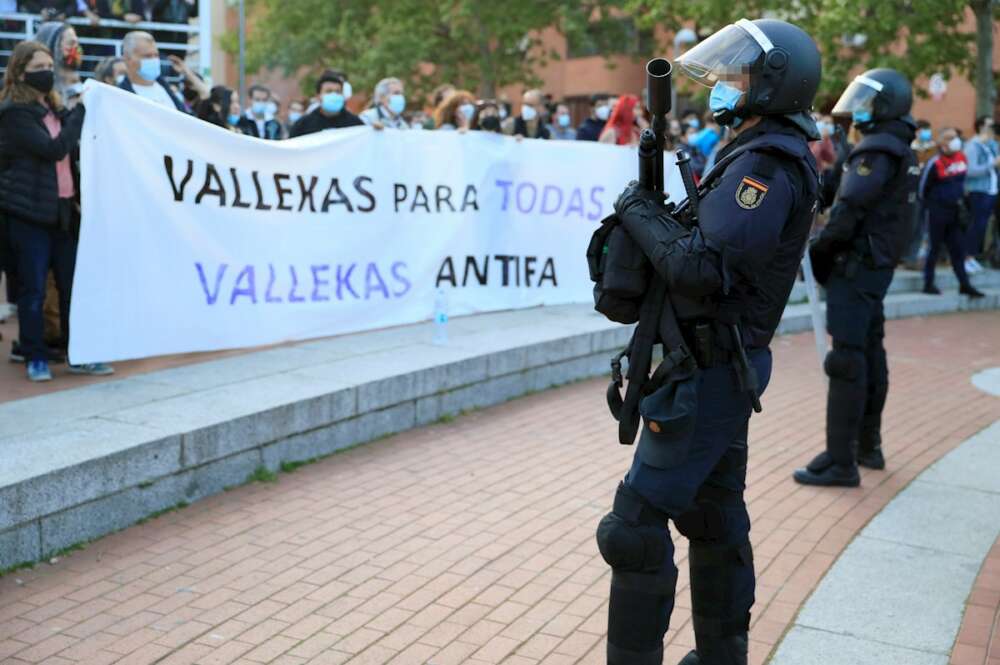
[322,92,345,114]
[919,128,933,142]
[709,81,744,127]
[227,113,240,126]
[138,57,161,82]
[687,118,701,130]
[852,109,872,125]
[288,111,302,125]
[252,101,268,116]
[387,93,406,116]
[558,113,570,128]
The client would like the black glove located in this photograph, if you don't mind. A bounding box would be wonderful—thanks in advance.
[613,180,668,219]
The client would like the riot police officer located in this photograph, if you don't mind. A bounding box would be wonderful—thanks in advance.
[793,69,920,488]
[595,19,821,665]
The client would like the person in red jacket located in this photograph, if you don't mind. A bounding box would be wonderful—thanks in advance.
[917,127,984,297]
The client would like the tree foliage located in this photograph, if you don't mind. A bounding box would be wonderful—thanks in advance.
[235,0,630,103]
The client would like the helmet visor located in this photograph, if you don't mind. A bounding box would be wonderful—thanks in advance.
[676,23,764,88]
[831,76,881,116]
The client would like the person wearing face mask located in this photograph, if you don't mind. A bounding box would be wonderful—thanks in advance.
[289,70,363,138]
[94,55,127,86]
[33,22,81,101]
[285,99,305,133]
[471,99,502,133]
[576,93,610,141]
[237,84,282,140]
[432,90,475,131]
[809,114,836,172]
[547,102,576,140]
[962,116,1000,273]
[195,85,241,132]
[359,77,410,130]
[118,32,196,112]
[512,89,550,139]
[794,69,924,489]
[597,19,821,665]
[917,128,984,298]
[0,41,114,380]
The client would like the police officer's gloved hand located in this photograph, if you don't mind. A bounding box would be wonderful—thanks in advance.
[613,180,669,218]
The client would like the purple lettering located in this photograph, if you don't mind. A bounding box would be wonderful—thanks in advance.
[336,264,359,300]
[195,262,227,305]
[288,266,306,302]
[516,183,537,213]
[365,263,390,300]
[495,179,513,211]
[230,265,257,304]
[540,186,563,215]
[565,188,585,218]
[589,186,605,220]
[311,264,330,301]
[265,263,282,303]
[391,261,411,297]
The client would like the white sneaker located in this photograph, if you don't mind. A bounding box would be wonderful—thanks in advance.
[965,258,980,274]
[969,257,984,273]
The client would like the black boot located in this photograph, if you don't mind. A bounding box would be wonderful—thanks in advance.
[960,284,985,299]
[677,634,748,665]
[857,446,885,470]
[793,451,860,487]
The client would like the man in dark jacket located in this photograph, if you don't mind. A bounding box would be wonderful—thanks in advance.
[289,70,363,138]
[237,84,283,139]
[576,93,610,142]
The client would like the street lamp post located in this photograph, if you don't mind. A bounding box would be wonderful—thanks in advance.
[238,0,246,105]
[671,28,697,118]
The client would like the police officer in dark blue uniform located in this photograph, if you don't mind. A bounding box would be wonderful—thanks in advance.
[793,70,920,488]
[595,19,821,665]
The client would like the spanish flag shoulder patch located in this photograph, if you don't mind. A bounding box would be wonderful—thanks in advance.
[736,176,769,210]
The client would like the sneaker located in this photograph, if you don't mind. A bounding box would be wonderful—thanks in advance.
[68,362,115,376]
[969,257,985,273]
[9,340,24,363]
[922,283,941,295]
[26,359,52,382]
[960,284,986,299]
[964,258,980,274]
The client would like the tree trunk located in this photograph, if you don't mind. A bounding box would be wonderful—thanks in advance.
[971,0,996,119]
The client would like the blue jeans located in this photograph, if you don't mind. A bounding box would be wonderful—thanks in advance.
[7,218,76,362]
[966,192,997,257]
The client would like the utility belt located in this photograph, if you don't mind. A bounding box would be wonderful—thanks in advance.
[679,319,752,370]
[832,237,879,279]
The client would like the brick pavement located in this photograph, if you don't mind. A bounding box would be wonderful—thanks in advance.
[0,311,999,665]
[952,535,1000,665]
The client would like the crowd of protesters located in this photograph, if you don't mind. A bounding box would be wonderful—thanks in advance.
[0,15,998,382]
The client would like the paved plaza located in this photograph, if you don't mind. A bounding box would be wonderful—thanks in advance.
[0,311,998,665]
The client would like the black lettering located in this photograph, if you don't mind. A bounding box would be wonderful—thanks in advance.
[164,155,193,201]
[539,258,558,286]
[298,175,318,212]
[435,185,455,212]
[274,174,293,211]
[461,184,479,212]
[494,255,514,286]
[524,256,537,287]
[322,178,354,213]
[436,257,457,287]
[393,183,408,212]
[354,176,376,212]
[463,256,488,286]
[230,167,251,209]
[251,171,272,211]
[411,185,431,213]
[195,163,226,206]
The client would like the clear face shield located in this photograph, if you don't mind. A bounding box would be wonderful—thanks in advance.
[675,21,766,90]
[831,76,882,118]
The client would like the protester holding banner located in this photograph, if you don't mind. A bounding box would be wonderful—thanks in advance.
[359,77,409,130]
[0,40,112,380]
[510,89,550,139]
[471,99,502,133]
[289,69,363,138]
[195,85,241,132]
[118,31,205,113]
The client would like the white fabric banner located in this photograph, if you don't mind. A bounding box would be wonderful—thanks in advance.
[71,83,688,363]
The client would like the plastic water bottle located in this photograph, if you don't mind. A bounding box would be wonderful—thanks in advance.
[432,288,449,345]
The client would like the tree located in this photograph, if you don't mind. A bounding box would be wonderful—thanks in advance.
[235,0,627,103]
[623,0,976,108]
[969,0,998,118]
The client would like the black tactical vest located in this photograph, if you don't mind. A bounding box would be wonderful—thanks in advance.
[673,131,820,349]
[846,133,920,267]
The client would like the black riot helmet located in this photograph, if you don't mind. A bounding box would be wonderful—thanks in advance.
[832,68,914,129]
[676,18,821,137]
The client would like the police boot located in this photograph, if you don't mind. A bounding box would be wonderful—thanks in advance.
[675,635,748,665]
[857,417,886,470]
[792,451,860,487]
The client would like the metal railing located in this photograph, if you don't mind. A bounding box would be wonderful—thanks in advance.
[0,9,210,81]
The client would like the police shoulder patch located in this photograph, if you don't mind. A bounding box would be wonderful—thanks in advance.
[735,176,768,210]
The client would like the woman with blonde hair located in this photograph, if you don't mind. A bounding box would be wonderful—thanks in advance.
[433,89,476,131]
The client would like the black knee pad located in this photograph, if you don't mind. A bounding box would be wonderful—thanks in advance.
[674,501,726,542]
[824,348,862,381]
[597,512,668,572]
